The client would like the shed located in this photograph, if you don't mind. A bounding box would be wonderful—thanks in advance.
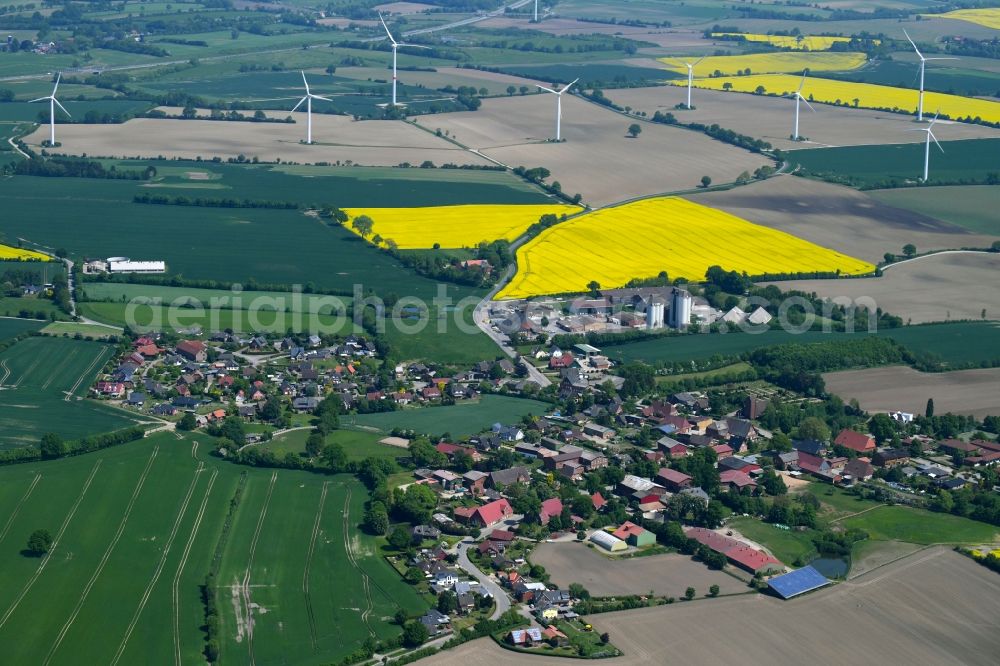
[589,530,627,552]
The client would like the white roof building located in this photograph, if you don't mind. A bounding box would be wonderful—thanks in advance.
[589,530,627,552]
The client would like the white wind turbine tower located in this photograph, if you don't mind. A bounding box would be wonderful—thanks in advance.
[29,72,70,146]
[906,110,943,182]
[291,71,332,145]
[682,56,705,110]
[903,29,957,122]
[533,0,538,22]
[785,74,815,141]
[536,78,578,141]
[380,13,429,107]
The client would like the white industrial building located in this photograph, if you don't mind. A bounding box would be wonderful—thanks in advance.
[668,288,692,329]
[589,530,627,552]
[106,257,166,274]
[646,297,665,330]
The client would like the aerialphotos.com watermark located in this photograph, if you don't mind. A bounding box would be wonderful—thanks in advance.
[121,283,883,337]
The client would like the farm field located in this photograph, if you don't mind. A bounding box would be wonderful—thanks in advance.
[823,57,1000,100]
[0,431,425,666]
[678,75,1000,124]
[840,506,999,544]
[661,52,867,76]
[929,8,1000,30]
[0,244,49,261]
[0,296,69,321]
[710,32,870,50]
[868,186,1000,235]
[475,16,713,49]
[40,321,120,339]
[823,365,1000,419]
[342,203,580,248]
[726,518,818,565]
[81,282,352,312]
[413,94,771,207]
[606,322,1000,366]
[0,336,144,449]
[763,253,1000,325]
[345,395,550,437]
[529,541,747,597]
[605,86,1000,152]
[426,548,1000,666]
[497,196,874,299]
[688,176,1000,264]
[787,139,1000,187]
[0,317,45,342]
[23,114,489,167]
[494,62,681,87]
[0,99,153,122]
[265,428,410,462]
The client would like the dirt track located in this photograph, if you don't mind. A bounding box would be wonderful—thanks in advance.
[426,547,1000,666]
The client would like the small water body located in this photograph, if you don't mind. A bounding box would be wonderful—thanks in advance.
[810,557,849,578]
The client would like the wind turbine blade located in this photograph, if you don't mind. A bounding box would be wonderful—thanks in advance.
[398,43,431,49]
[53,72,61,95]
[923,57,958,61]
[28,96,49,103]
[536,84,557,94]
[929,131,943,152]
[797,74,807,93]
[379,13,397,44]
[53,98,71,117]
[928,110,940,128]
[301,71,310,94]
[693,55,706,66]
[902,29,923,59]
[801,96,816,113]
[291,96,308,112]
[310,94,333,102]
[559,78,579,94]
[903,128,925,132]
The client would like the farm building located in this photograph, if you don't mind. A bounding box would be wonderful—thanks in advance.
[768,566,831,599]
[685,527,784,575]
[590,530,627,552]
[106,257,166,273]
[612,521,655,547]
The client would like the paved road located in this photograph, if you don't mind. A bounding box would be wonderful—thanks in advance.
[455,538,511,620]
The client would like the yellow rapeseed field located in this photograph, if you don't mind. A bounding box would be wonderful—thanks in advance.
[660,52,866,77]
[496,197,874,299]
[342,203,581,249]
[928,8,1000,30]
[0,243,50,261]
[673,74,1000,124]
[711,33,878,51]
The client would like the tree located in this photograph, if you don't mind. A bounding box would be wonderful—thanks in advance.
[352,214,374,239]
[902,243,916,257]
[925,398,935,418]
[684,587,696,600]
[797,417,830,442]
[363,506,389,535]
[599,632,610,644]
[709,584,720,597]
[388,526,412,551]
[394,608,409,625]
[404,566,425,584]
[26,529,53,556]
[700,176,712,188]
[177,412,198,431]
[39,433,64,459]
[569,583,591,600]
[586,280,601,296]
[396,483,438,524]
[627,123,642,138]
[506,85,516,96]
[326,64,337,74]
[321,442,347,472]
[305,431,325,458]
[437,590,458,614]
[402,620,429,647]
[868,413,896,445]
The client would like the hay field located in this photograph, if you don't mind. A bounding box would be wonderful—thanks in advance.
[426,548,1000,666]
[498,196,873,299]
[606,86,1000,151]
[679,75,1000,124]
[763,253,1000,324]
[342,203,581,248]
[661,52,867,76]
[414,95,770,206]
[688,176,1000,264]
[23,114,488,167]
[530,542,746,597]
[824,366,1000,419]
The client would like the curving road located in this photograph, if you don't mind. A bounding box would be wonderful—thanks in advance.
[455,538,511,620]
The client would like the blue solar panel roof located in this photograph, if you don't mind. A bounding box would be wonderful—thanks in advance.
[768,566,830,599]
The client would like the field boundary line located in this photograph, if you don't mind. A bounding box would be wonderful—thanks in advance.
[243,470,277,666]
[303,481,330,652]
[12,351,43,388]
[172,467,219,666]
[64,343,112,400]
[41,346,78,392]
[111,460,205,666]
[43,446,160,666]
[341,486,375,637]
[0,458,103,631]
[830,504,883,524]
[0,473,41,545]
[880,249,992,272]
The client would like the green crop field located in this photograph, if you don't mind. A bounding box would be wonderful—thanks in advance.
[0,99,154,122]
[823,59,1000,99]
[0,317,45,342]
[265,428,409,461]
[498,63,681,86]
[346,394,550,437]
[868,185,1000,235]
[0,336,145,449]
[607,322,1000,365]
[0,431,426,665]
[0,295,69,321]
[40,321,121,339]
[840,505,999,544]
[787,138,1000,188]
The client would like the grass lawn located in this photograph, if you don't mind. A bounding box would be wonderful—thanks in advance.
[804,483,884,521]
[655,362,753,385]
[267,428,409,462]
[40,321,122,339]
[345,395,551,437]
[727,517,818,566]
[840,505,1000,544]
[0,296,69,321]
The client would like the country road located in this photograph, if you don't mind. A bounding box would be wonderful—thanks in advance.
[455,538,511,620]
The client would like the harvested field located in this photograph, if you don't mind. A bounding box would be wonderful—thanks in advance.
[823,366,1000,419]
[426,548,1000,666]
[374,1,436,14]
[415,94,770,206]
[763,252,1000,325]
[688,176,1000,264]
[477,18,714,49]
[23,115,487,167]
[606,86,1000,151]
[530,541,746,597]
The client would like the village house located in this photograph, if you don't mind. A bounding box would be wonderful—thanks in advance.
[453,498,514,528]
[176,340,207,363]
[834,429,876,454]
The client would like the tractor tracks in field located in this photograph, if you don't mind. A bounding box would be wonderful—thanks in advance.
[41,347,78,392]
[110,461,209,666]
[303,481,330,653]
[0,473,41,545]
[64,345,111,400]
[341,486,375,637]
[43,447,159,666]
[243,470,277,666]
[0,458,102,631]
[0,359,11,386]
[172,467,218,666]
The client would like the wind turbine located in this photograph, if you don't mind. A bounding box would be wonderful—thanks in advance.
[291,71,332,145]
[29,72,70,146]
[536,78,578,141]
[785,74,815,141]
[681,56,705,110]
[533,0,538,22]
[906,111,943,182]
[379,13,429,107]
[903,29,957,122]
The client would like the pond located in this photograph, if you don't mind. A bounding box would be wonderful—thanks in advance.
[810,557,849,578]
